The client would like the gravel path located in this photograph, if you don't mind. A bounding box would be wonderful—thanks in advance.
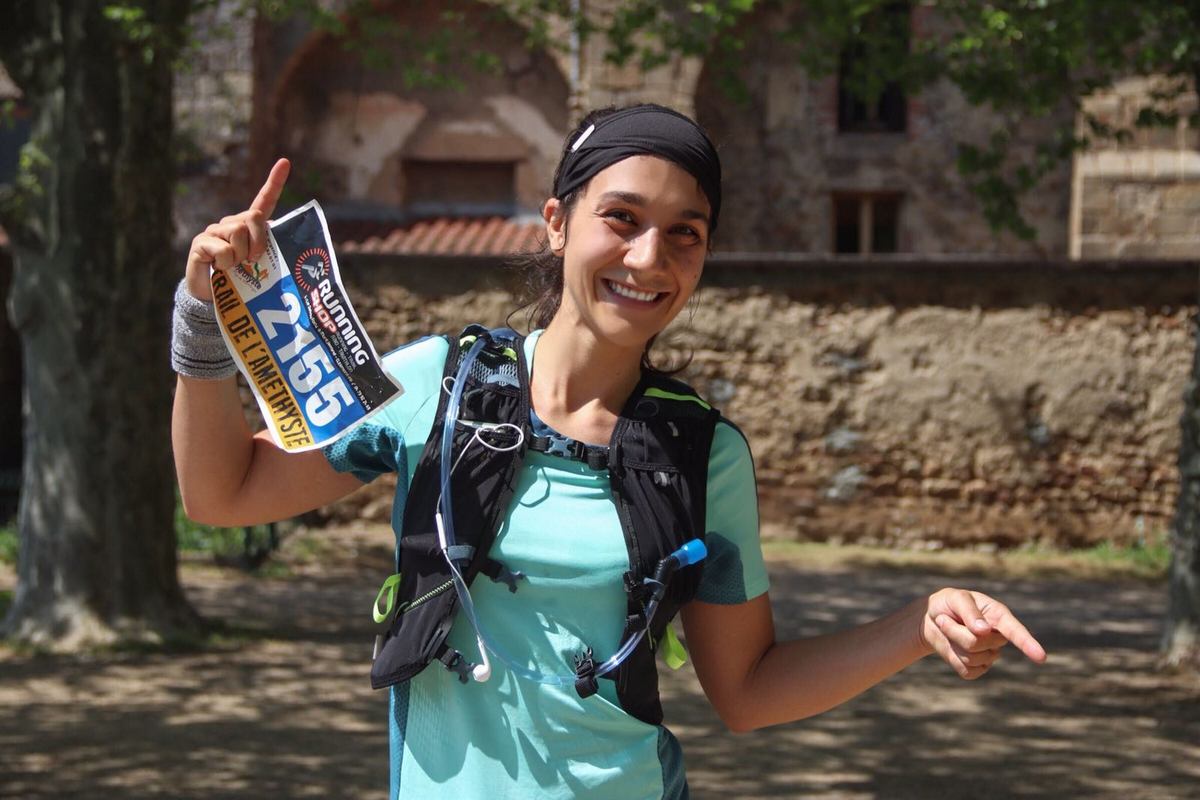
[2,527,1196,799]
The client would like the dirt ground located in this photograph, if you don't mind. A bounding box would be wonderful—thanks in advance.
[2,526,1198,799]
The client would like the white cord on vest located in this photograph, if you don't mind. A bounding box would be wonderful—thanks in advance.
[435,510,492,682]
[433,423,522,683]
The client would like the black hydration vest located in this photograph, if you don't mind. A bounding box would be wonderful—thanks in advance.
[370,325,720,726]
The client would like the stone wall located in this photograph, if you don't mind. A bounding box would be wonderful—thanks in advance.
[319,254,1198,549]
[173,1,257,238]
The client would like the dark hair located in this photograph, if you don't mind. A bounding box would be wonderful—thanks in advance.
[509,104,712,373]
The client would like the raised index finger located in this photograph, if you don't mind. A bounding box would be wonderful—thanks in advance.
[988,605,1047,664]
[250,158,291,219]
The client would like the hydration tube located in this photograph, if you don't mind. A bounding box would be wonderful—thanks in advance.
[590,538,707,679]
[436,333,708,687]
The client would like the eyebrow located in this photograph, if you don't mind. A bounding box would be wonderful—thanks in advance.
[595,191,710,225]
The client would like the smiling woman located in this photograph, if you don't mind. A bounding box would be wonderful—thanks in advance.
[171,103,1046,800]
[541,155,709,388]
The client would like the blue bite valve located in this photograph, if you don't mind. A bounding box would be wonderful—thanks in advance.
[671,539,707,568]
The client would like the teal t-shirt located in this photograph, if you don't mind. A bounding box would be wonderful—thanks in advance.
[325,331,768,800]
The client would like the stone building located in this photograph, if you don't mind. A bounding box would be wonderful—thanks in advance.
[1072,76,1200,259]
[4,3,1191,256]
[172,2,1199,260]
[179,4,1007,252]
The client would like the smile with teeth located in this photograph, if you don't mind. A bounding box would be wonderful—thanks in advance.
[604,279,664,303]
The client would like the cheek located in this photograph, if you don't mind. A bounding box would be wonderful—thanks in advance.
[566,228,621,276]
[678,256,705,289]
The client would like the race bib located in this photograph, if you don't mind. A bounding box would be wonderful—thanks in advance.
[211,200,402,451]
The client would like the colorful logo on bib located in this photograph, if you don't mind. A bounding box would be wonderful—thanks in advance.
[233,259,268,290]
[293,247,330,293]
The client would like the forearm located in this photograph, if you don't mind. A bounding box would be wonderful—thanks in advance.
[171,373,257,523]
[734,597,931,730]
[169,157,360,526]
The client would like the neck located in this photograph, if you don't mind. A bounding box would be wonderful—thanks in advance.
[532,316,644,424]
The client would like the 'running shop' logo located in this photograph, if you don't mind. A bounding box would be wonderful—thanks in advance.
[292,247,330,293]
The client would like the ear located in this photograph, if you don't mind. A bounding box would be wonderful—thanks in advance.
[543,198,566,254]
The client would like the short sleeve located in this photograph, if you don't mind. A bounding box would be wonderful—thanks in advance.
[695,419,769,605]
[321,335,449,485]
[324,423,404,484]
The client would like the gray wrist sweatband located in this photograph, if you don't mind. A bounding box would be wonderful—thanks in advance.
[171,278,238,379]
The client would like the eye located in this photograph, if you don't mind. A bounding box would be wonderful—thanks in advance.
[602,209,636,225]
[672,223,704,243]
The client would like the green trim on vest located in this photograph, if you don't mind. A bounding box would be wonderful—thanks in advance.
[643,386,712,410]
[373,573,404,624]
[661,623,688,670]
[460,334,517,361]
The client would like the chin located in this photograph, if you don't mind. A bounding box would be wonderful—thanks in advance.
[587,318,659,355]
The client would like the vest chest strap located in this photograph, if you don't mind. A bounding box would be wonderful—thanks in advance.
[529,434,609,469]
[436,644,475,684]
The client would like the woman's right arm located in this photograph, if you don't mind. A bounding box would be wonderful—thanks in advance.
[171,158,363,526]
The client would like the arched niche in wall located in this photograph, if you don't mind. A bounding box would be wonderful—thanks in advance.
[266,0,569,221]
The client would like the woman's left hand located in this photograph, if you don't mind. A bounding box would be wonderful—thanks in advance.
[920,588,1047,679]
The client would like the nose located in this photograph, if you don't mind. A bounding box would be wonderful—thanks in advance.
[624,227,665,272]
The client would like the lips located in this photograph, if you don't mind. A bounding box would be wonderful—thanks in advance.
[603,279,665,304]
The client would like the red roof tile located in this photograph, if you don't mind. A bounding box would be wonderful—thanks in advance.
[337,217,544,257]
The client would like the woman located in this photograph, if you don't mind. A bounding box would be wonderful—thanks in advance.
[172,104,1046,799]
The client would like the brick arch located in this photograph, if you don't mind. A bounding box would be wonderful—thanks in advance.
[255,0,571,214]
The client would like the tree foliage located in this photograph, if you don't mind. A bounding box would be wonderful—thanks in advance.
[507,0,1200,238]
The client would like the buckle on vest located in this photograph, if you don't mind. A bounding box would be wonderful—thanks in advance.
[573,647,599,699]
[482,558,525,593]
[585,446,609,470]
[532,435,609,469]
[623,570,650,603]
[438,647,475,684]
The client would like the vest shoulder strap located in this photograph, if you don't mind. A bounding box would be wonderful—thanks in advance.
[603,369,721,725]
[369,325,530,690]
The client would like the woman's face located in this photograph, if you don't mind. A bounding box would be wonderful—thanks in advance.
[543,155,711,355]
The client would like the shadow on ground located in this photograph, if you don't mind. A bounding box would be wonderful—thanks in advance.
[1,527,1196,799]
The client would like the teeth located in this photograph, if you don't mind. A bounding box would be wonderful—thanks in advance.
[606,280,660,303]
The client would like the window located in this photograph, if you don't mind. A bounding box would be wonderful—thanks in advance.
[836,2,910,133]
[837,57,907,133]
[402,160,516,218]
[833,193,901,254]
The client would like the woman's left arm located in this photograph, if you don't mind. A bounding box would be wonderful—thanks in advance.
[680,587,1047,733]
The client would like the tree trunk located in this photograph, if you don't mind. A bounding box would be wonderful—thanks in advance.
[1160,65,1200,671]
[1163,294,1200,669]
[1,1,199,649]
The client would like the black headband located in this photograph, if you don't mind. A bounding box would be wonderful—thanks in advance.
[553,105,722,232]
